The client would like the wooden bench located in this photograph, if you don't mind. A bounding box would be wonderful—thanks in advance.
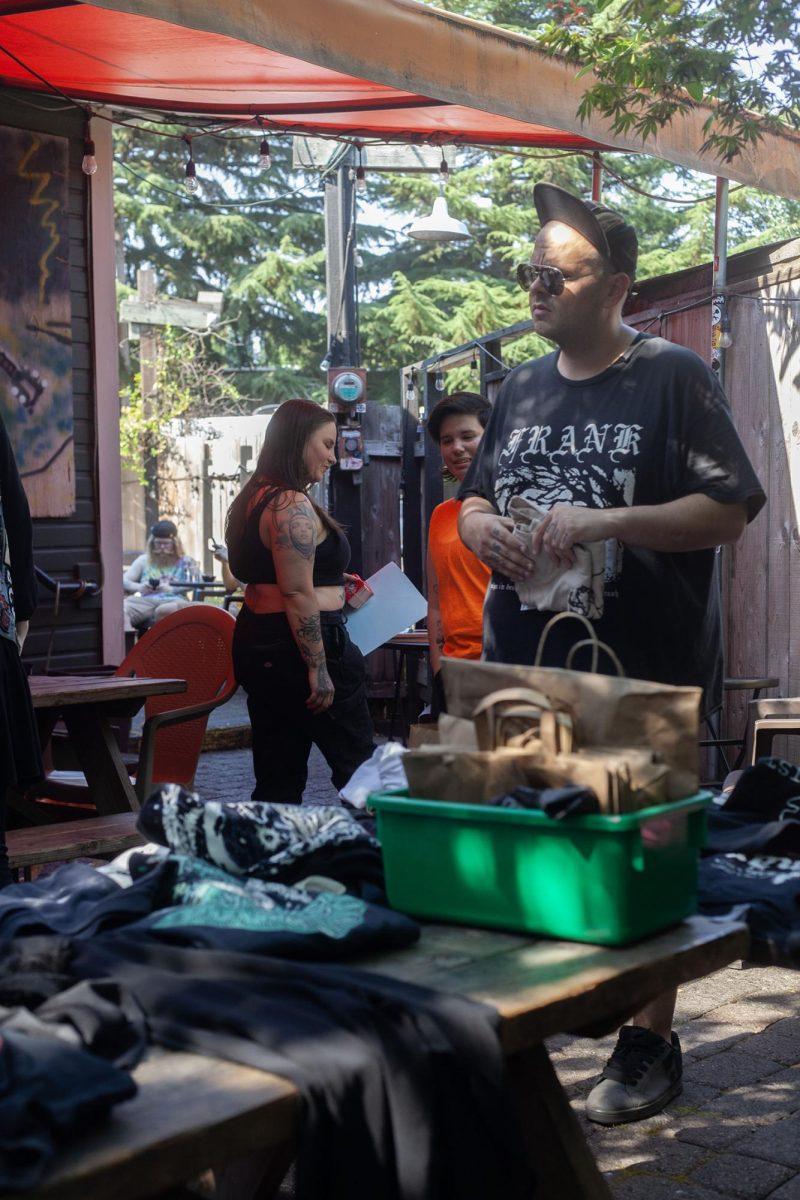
[8,914,748,1200]
[7,813,143,881]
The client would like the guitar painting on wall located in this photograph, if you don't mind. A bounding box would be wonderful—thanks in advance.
[0,125,75,517]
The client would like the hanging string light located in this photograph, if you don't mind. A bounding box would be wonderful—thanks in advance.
[434,364,445,392]
[257,119,271,170]
[439,153,450,182]
[81,114,97,176]
[470,345,479,373]
[405,370,416,399]
[355,147,367,194]
[182,134,198,195]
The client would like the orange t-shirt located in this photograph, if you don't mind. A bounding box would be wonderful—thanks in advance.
[428,498,491,660]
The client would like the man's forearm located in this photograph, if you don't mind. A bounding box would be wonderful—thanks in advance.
[458,496,496,549]
[603,495,748,553]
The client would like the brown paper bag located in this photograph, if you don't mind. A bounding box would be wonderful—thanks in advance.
[407,724,441,749]
[403,746,557,805]
[441,614,701,800]
[404,742,667,812]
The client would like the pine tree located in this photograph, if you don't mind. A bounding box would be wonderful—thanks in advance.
[114,0,800,409]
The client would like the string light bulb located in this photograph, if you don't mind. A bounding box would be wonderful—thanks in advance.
[719,306,733,350]
[439,154,449,181]
[405,372,416,398]
[81,136,97,176]
[183,136,198,195]
[258,138,271,170]
[434,367,445,392]
[355,164,367,193]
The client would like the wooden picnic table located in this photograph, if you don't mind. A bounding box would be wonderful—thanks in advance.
[10,913,748,1200]
[9,675,186,824]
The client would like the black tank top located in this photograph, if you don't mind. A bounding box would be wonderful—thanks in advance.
[231,489,350,587]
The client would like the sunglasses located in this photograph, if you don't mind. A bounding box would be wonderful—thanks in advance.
[516,263,568,297]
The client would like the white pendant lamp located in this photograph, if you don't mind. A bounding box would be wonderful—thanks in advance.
[408,194,470,242]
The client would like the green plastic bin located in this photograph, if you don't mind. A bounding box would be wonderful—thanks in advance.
[369,790,713,945]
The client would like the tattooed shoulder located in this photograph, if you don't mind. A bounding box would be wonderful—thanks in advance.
[273,497,317,560]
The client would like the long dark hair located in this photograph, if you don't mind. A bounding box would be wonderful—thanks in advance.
[226,399,338,577]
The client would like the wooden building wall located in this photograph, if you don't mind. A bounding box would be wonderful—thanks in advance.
[1,92,103,670]
[627,238,800,750]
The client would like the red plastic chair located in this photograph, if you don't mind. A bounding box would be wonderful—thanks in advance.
[40,606,237,806]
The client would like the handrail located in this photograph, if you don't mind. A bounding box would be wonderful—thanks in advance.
[35,565,100,602]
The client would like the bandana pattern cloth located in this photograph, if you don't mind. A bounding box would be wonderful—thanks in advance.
[140,853,369,939]
[138,785,383,889]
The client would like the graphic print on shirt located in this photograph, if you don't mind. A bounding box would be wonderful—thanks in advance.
[494,420,642,607]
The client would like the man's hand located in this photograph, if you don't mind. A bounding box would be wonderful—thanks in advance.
[531,505,610,566]
[460,511,535,582]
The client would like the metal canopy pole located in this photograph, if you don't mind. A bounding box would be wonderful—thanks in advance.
[711,176,730,388]
[591,152,603,202]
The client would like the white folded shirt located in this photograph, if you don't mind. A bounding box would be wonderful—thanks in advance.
[507,496,606,620]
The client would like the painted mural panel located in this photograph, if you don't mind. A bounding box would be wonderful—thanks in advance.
[0,125,74,516]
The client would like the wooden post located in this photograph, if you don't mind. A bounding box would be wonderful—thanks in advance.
[422,368,442,590]
[401,375,423,591]
[89,111,125,664]
[201,443,213,577]
[137,268,159,530]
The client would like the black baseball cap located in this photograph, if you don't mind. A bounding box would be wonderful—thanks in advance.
[533,183,638,280]
[150,519,178,539]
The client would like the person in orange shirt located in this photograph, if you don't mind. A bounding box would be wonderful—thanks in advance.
[426,392,492,715]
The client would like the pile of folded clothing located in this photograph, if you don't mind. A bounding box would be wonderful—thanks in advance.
[0,786,534,1200]
[699,757,800,966]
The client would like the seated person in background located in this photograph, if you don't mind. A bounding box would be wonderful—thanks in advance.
[211,541,240,594]
[426,392,492,715]
[123,519,201,632]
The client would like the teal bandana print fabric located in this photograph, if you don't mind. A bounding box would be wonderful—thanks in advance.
[150,855,367,939]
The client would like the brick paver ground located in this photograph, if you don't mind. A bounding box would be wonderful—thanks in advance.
[194,746,800,1198]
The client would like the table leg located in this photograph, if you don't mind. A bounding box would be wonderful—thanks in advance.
[62,706,141,815]
[388,648,404,743]
[213,1141,295,1200]
[507,1043,613,1200]
[731,686,763,771]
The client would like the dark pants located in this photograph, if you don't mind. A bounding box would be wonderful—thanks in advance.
[0,794,10,889]
[233,607,374,804]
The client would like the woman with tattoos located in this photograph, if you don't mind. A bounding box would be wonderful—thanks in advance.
[226,399,374,803]
[426,393,492,716]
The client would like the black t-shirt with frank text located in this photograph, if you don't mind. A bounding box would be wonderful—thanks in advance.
[458,334,765,709]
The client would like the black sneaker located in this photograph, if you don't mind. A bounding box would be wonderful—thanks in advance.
[585,1025,682,1125]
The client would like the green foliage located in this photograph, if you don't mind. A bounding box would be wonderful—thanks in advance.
[114,0,800,410]
[115,126,329,406]
[533,0,799,161]
[119,328,242,481]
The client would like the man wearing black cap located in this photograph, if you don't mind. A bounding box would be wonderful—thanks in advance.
[458,184,766,1124]
[123,518,202,631]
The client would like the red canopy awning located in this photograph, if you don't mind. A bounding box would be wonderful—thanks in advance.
[0,0,798,195]
[0,4,602,148]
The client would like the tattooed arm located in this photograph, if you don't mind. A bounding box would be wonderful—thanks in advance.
[458,496,534,582]
[263,492,334,714]
[426,545,445,676]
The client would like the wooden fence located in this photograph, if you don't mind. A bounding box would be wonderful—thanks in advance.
[627,238,800,756]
